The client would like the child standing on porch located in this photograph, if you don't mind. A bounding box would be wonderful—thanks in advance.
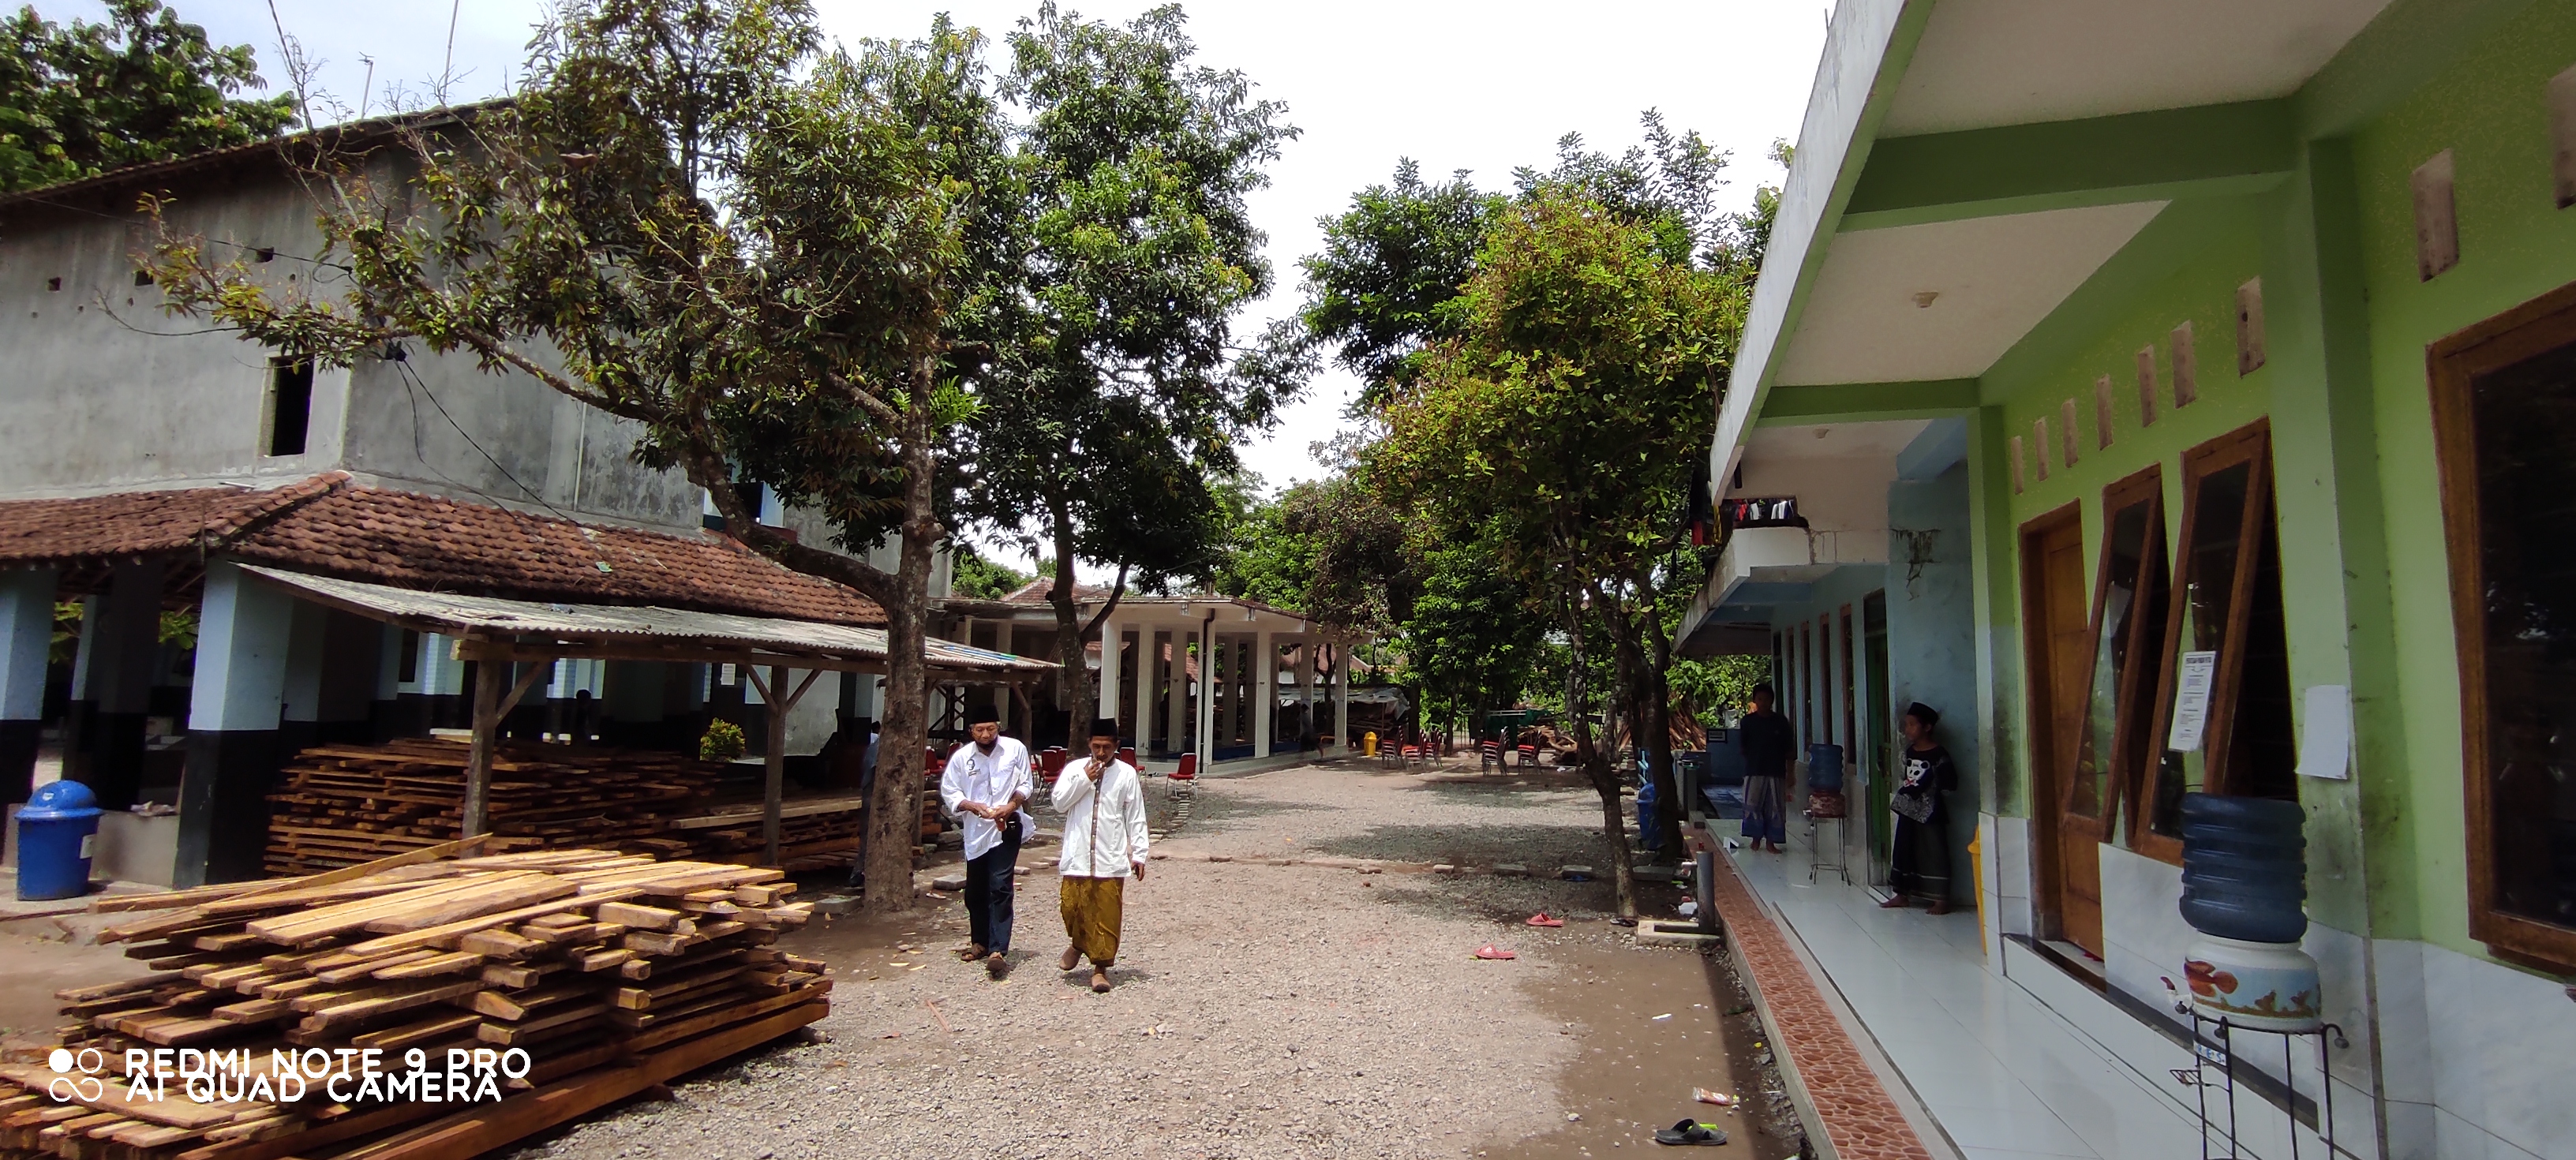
[1881,702,1957,914]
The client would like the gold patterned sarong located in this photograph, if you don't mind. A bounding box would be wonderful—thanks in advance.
[1059,875,1125,967]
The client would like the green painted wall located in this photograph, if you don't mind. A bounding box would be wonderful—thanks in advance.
[1971,196,2277,829]
[1941,1,2576,965]
[2345,0,2576,960]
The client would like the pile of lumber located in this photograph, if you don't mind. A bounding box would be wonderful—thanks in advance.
[266,738,953,874]
[0,840,828,1160]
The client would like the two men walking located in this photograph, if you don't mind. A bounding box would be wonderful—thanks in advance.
[940,714,1151,992]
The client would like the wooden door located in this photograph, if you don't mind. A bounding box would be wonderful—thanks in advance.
[2021,506,2102,952]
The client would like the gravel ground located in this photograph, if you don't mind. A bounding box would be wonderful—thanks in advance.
[517,760,1757,1160]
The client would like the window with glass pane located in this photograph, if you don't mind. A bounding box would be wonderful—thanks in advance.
[2072,472,2166,837]
[2432,283,2576,968]
[2140,423,2296,859]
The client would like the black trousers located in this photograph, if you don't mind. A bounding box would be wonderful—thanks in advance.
[965,823,1024,954]
[1890,811,1951,903]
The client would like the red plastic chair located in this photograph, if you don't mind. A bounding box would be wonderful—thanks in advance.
[1039,749,1067,788]
[1118,747,1137,768]
[1480,740,1503,771]
[1164,752,1198,797]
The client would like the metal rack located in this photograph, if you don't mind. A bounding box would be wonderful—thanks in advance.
[2170,1011,2353,1160]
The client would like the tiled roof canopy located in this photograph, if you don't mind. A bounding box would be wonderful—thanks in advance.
[0,474,884,627]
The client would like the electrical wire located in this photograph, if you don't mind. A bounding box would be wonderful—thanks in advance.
[388,353,619,575]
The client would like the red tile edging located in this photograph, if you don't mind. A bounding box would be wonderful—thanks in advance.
[1701,845,1933,1160]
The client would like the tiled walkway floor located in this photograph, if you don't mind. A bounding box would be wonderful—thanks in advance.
[1729,844,2211,1160]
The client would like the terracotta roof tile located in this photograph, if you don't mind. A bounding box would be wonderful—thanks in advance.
[0,473,349,563]
[0,475,884,627]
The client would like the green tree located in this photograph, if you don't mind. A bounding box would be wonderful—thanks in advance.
[951,3,1296,747]
[1372,188,1745,916]
[948,544,1034,601]
[0,0,294,192]
[1287,159,1498,409]
[145,0,1000,911]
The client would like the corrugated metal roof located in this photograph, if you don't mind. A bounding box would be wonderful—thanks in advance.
[241,565,1052,680]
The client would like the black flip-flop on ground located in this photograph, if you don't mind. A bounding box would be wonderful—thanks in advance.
[1653,1119,1728,1147]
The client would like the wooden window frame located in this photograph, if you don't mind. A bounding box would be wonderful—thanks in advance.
[2134,419,2275,866]
[2429,278,2576,971]
[2087,466,2168,848]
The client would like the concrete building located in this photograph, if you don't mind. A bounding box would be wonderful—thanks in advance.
[955,583,1362,773]
[1679,2,2576,1158]
[0,113,945,886]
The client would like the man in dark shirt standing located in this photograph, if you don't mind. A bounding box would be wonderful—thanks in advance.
[1738,683,1795,852]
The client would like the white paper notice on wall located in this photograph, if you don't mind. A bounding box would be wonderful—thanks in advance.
[2170,650,2218,752]
[2297,684,2353,780]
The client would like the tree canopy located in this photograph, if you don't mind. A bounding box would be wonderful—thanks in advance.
[0,0,294,193]
[147,0,1002,912]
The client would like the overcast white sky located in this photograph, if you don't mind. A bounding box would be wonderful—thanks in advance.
[39,0,1829,559]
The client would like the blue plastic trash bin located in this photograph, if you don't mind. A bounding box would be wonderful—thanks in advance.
[17,780,103,901]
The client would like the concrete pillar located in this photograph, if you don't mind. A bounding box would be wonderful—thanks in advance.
[994,622,1015,733]
[178,561,294,885]
[1297,635,1316,751]
[0,568,54,803]
[1169,629,1185,758]
[1331,641,1350,754]
[1196,619,1215,769]
[80,559,166,808]
[1253,630,1274,759]
[1096,616,1120,726]
[278,599,326,756]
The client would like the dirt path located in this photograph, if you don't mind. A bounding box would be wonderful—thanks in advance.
[522,761,1788,1160]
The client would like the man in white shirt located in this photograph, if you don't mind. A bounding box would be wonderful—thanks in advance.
[1052,717,1150,993]
[940,709,1033,979]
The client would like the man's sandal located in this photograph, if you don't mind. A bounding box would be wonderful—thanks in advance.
[1653,1119,1728,1147]
[957,944,988,962]
[1090,971,1112,993]
[1060,946,1082,971]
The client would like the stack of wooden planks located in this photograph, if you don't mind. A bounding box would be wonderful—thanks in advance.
[264,740,762,874]
[0,840,829,1160]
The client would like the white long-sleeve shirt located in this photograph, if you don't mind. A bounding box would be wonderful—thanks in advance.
[939,737,1034,860]
[1050,756,1150,877]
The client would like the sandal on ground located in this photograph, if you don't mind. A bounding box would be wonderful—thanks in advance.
[1878,896,1911,909]
[985,954,1010,979]
[1526,912,1565,927]
[958,944,989,961]
[1653,1119,1728,1147]
[1090,971,1113,993]
[1472,945,1517,960]
[1060,946,1082,971]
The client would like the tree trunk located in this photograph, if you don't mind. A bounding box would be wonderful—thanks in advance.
[1561,593,1637,919]
[1644,622,1684,854]
[859,365,943,915]
[1048,509,1090,752]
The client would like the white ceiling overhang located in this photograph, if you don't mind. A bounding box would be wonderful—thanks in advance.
[1770,201,2166,387]
[1883,0,2398,137]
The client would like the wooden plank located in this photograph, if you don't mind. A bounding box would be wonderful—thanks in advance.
[328,1001,828,1160]
[321,888,642,961]
[590,902,680,931]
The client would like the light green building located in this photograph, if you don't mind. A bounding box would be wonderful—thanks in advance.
[1679,2,2576,1156]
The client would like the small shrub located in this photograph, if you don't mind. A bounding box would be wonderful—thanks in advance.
[700,719,747,761]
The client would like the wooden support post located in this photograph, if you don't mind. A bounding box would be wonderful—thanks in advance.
[462,660,551,838]
[745,665,825,867]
